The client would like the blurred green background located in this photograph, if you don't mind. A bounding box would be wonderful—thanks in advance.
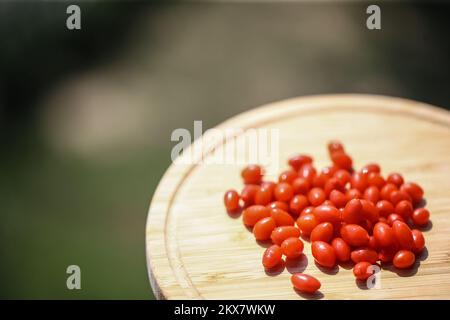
[0,1,449,299]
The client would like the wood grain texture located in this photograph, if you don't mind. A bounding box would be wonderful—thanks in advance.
[146,94,450,300]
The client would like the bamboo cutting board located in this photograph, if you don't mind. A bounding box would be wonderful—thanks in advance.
[146,94,450,300]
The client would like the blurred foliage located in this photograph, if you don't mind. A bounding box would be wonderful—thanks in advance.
[0,1,150,131]
[0,134,168,298]
[0,0,159,299]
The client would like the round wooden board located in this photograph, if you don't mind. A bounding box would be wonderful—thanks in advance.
[146,94,450,300]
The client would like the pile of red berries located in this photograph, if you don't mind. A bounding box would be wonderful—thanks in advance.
[223,141,429,295]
